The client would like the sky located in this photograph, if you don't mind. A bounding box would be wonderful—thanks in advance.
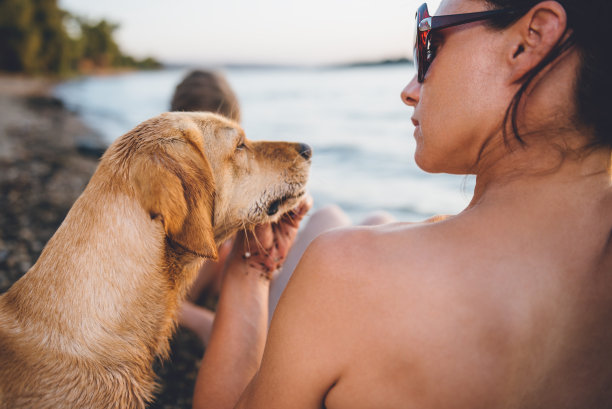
[58,0,442,66]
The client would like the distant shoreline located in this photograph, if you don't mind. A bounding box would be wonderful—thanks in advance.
[162,57,413,71]
[336,57,413,68]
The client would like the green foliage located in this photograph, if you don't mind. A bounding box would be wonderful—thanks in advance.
[79,18,120,67]
[0,0,161,75]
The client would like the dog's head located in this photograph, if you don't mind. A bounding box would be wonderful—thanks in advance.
[103,112,311,260]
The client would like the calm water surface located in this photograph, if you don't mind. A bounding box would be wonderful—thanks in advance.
[54,66,475,222]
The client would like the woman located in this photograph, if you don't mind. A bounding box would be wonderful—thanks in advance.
[192,0,612,407]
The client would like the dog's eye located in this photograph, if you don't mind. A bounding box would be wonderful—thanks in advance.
[236,142,247,151]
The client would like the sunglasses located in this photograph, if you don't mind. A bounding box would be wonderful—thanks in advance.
[414,3,517,83]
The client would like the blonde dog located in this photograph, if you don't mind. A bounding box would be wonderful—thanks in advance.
[0,112,311,408]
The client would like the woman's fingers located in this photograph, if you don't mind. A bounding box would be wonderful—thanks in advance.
[229,195,314,276]
[273,196,312,259]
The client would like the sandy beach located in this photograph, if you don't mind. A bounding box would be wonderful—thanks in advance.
[0,74,203,408]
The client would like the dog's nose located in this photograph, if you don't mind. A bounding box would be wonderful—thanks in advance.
[297,143,312,160]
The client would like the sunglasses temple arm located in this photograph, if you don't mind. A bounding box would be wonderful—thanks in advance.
[430,9,513,31]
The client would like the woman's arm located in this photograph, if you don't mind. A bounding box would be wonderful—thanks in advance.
[233,232,351,409]
[196,227,364,409]
[192,198,312,409]
[192,239,271,408]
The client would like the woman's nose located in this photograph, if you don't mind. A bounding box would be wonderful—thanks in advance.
[401,75,420,106]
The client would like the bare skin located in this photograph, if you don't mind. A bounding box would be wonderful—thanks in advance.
[240,157,611,409]
[192,0,612,408]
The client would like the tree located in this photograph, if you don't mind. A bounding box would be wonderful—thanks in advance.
[0,0,161,75]
[79,18,121,68]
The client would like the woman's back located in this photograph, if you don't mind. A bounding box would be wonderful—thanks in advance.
[321,170,612,408]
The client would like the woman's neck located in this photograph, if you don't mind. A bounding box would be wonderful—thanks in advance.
[468,141,611,209]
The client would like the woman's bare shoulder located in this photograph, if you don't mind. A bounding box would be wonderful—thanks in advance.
[303,216,460,273]
[294,214,511,335]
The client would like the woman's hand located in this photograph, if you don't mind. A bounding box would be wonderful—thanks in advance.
[229,195,314,280]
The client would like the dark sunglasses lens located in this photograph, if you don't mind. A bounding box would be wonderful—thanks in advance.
[414,4,429,82]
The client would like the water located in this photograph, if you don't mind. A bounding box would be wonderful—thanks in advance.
[54,66,475,222]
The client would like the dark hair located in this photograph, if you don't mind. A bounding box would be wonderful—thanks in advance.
[171,70,241,122]
[484,0,612,149]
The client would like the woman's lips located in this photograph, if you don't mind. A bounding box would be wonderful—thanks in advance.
[411,117,421,139]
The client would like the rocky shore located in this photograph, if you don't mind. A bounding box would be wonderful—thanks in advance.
[0,75,202,408]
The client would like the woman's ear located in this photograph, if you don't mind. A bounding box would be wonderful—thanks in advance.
[130,144,218,260]
[507,0,568,83]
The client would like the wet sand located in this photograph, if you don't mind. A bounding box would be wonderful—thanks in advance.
[0,74,202,408]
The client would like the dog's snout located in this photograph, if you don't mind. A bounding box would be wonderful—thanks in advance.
[297,143,312,160]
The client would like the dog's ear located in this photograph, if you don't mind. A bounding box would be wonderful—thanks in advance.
[130,142,218,260]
